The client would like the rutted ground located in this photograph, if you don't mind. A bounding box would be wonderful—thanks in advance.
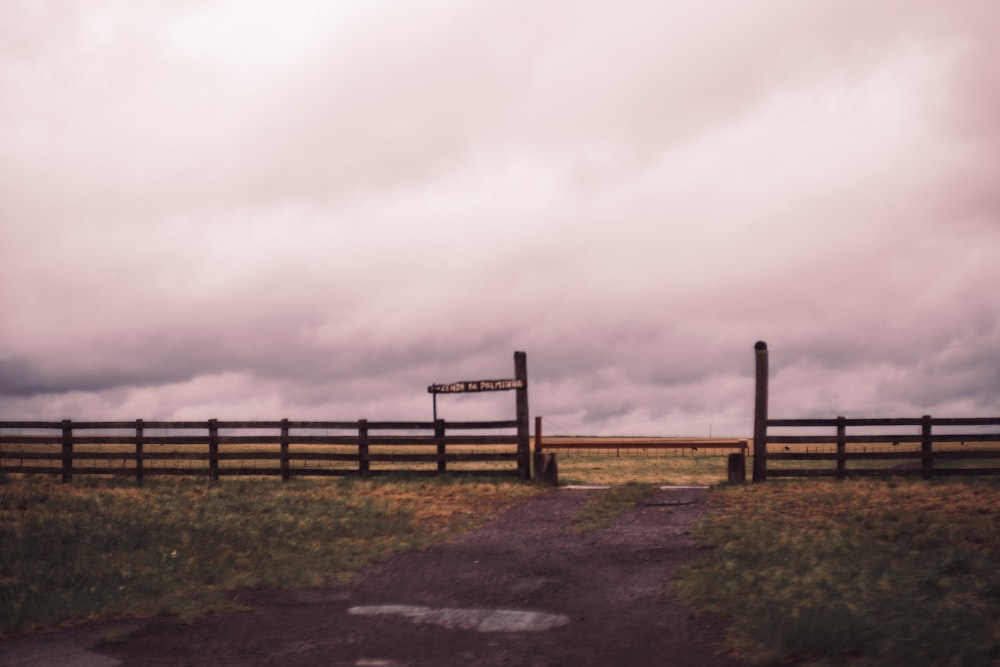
[1,486,742,667]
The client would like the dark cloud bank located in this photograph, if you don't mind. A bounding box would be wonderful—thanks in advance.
[1,1,998,435]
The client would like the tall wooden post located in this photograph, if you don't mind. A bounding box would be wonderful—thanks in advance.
[514,351,530,479]
[752,341,769,482]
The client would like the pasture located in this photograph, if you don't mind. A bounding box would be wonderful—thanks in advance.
[0,474,539,637]
[3,442,998,666]
[676,477,1000,666]
[552,443,743,485]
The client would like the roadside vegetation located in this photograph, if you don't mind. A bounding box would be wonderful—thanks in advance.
[673,478,1000,666]
[0,474,539,637]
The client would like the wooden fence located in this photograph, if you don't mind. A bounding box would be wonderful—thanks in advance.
[763,416,1000,479]
[536,438,748,456]
[752,342,1000,480]
[0,418,522,482]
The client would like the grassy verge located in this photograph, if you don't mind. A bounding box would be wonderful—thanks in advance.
[570,482,656,532]
[0,474,539,637]
[673,478,1000,666]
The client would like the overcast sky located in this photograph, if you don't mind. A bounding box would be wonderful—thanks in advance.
[2,1,998,436]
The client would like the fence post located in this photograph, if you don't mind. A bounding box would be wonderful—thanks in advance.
[358,419,369,475]
[280,418,290,482]
[208,419,219,481]
[535,415,542,454]
[727,453,746,482]
[533,415,559,485]
[921,415,933,479]
[61,419,73,483]
[752,341,769,482]
[836,416,846,479]
[435,419,446,473]
[514,351,530,479]
[135,418,144,484]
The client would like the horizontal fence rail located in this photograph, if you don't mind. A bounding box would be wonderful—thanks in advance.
[761,415,1000,480]
[536,437,748,454]
[0,419,522,482]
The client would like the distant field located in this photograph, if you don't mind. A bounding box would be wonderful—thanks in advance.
[548,437,1000,484]
[542,437,743,485]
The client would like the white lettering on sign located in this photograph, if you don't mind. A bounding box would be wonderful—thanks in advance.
[428,378,525,393]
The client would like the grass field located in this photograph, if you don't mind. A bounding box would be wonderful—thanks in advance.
[555,448,736,485]
[675,477,1000,666]
[0,474,540,637]
[3,443,999,666]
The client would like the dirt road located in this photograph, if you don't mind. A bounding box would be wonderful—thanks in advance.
[2,486,743,666]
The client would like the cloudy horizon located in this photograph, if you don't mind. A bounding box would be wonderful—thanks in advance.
[2,1,998,436]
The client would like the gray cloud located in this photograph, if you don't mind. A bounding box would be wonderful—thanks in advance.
[2,1,999,435]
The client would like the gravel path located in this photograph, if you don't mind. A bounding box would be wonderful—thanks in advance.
[1,486,743,667]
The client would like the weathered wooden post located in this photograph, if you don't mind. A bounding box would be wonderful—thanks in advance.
[280,418,290,482]
[515,351,530,479]
[836,416,847,479]
[533,415,558,485]
[208,419,219,481]
[358,419,370,475]
[435,419,446,473]
[135,418,145,484]
[921,414,933,480]
[752,341,769,482]
[535,415,542,454]
[61,419,73,484]
[727,452,746,483]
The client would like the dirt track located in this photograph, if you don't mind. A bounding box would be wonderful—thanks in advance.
[1,486,743,666]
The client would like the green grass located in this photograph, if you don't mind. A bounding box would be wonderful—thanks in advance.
[0,474,539,637]
[673,478,1000,666]
[570,482,656,532]
[556,451,734,486]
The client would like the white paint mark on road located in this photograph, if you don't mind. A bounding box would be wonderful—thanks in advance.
[562,484,708,491]
[348,605,570,633]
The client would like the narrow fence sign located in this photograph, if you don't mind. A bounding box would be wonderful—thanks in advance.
[427,379,525,394]
[427,351,530,479]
